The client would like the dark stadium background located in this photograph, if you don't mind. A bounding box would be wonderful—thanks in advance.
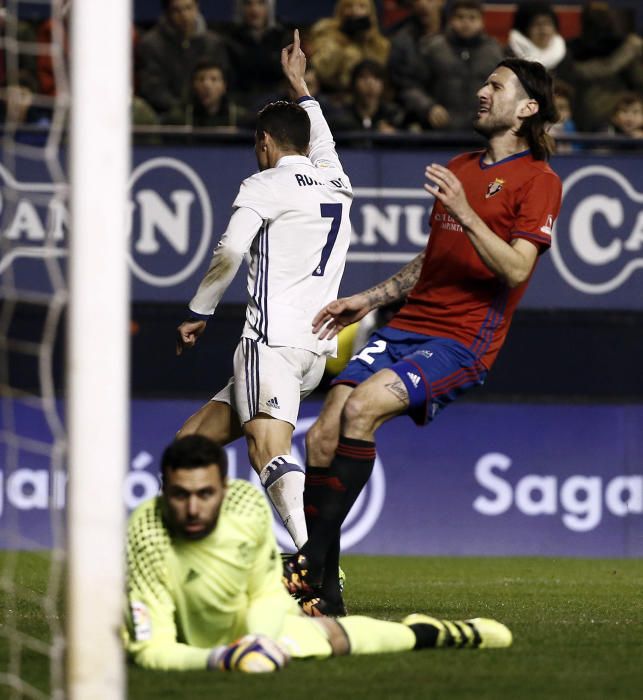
[131,0,643,401]
[8,0,643,400]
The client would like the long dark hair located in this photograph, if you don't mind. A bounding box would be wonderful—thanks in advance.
[498,58,558,161]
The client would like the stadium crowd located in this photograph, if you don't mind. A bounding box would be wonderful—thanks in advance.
[1,0,642,141]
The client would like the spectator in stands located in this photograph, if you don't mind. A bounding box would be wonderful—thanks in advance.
[226,0,290,110]
[309,0,390,95]
[392,0,503,131]
[284,63,339,122]
[0,9,39,90]
[0,74,51,146]
[388,0,444,42]
[136,0,229,118]
[507,2,567,72]
[300,65,321,101]
[36,5,138,98]
[132,95,161,145]
[332,59,405,132]
[606,91,643,137]
[388,0,445,117]
[274,62,343,131]
[548,80,577,151]
[132,95,159,127]
[550,81,576,133]
[35,8,69,96]
[164,60,249,129]
[557,2,643,132]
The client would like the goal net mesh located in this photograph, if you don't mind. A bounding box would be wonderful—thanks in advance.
[0,1,69,697]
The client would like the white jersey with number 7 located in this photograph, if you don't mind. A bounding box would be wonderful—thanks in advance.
[189,97,353,358]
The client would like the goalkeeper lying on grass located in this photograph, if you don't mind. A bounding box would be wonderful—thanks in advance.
[123,435,511,672]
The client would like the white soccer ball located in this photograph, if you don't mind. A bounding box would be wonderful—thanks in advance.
[231,634,290,673]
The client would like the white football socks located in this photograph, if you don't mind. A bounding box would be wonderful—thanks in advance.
[259,455,307,549]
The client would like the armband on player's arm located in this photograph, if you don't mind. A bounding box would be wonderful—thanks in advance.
[185,309,212,321]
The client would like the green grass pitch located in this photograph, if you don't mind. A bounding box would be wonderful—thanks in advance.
[2,553,642,699]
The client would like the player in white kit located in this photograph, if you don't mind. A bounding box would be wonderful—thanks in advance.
[176,30,353,553]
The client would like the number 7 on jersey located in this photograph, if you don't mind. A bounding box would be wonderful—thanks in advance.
[313,203,343,277]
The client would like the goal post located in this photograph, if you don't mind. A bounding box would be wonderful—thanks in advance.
[67,0,132,697]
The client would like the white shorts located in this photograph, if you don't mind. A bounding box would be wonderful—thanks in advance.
[212,338,326,427]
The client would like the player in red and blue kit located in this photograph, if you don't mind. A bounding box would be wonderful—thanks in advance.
[283,58,563,616]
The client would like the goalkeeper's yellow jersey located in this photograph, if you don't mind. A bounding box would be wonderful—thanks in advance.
[124,479,301,670]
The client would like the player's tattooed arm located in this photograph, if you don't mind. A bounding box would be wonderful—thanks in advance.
[364,251,424,308]
[313,252,424,340]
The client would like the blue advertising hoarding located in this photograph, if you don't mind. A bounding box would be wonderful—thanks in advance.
[1,399,641,556]
[1,147,642,309]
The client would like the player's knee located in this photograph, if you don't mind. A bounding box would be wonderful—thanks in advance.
[305,420,337,466]
[341,390,377,434]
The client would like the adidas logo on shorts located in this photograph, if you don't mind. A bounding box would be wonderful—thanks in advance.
[406,372,421,388]
[266,396,280,409]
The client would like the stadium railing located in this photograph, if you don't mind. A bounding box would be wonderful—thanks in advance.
[128,126,643,152]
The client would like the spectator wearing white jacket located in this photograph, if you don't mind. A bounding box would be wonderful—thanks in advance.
[507,2,566,72]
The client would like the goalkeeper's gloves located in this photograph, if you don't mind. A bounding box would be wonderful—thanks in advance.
[207,634,290,673]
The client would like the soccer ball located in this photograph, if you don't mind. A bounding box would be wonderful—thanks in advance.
[221,634,290,673]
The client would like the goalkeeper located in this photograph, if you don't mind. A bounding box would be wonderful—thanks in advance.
[124,435,512,672]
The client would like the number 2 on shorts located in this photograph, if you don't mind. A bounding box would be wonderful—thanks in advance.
[351,339,387,365]
[313,203,342,277]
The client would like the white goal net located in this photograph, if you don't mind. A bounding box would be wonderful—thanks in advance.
[0,1,130,698]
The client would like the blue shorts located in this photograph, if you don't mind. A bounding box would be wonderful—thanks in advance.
[332,325,488,425]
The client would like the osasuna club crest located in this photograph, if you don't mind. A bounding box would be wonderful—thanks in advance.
[485,178,505,198]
